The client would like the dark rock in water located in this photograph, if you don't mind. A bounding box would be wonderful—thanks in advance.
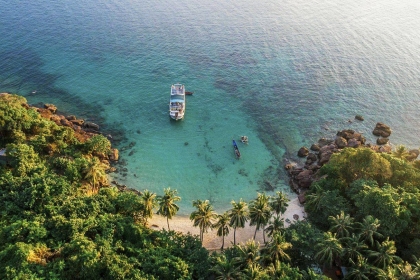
[318,138,333,147]
[129,141,136,148]
[136,129,141,134]
[372,122,392,137]
[310,144,320,151]
[297,147,309,157]
[184,142,189,146]
[376,138,389,145]
[83,122,99,131]
[355,115,364,121]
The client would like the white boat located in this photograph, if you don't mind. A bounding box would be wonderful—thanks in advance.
[169,83,186,120]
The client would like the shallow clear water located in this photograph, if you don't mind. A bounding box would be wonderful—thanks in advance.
[1,0,420,214]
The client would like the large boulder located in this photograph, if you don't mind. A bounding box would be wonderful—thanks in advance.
[406,149,420,161]
[83,122,100,131]
[295,169,313,188]
[335,136,348,149]
[297,146,309,157]
[376,138,389,145]
[347,138,361,148]
[109,148,119,161]
[44,103,57,113]
[310,143,320,151]
[355,115,364,121]
[373,122,392,137]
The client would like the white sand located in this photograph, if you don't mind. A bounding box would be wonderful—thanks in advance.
[148,197,306,250]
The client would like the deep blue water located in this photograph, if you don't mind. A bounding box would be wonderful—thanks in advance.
[1,0,420,214]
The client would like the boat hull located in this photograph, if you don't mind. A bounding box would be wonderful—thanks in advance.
[169,83,186,120]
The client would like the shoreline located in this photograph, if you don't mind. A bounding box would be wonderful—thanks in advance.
[148,197,305,250]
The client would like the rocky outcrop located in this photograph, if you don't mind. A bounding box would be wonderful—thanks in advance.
[44,103,57,113]
[286,124,395,196]
[297,147,309,157]
[373,122,392,137]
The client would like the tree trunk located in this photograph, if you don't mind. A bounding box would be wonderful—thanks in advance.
[234,228,237,245]
[263,227,266,243]
[167,217,170,230]
[221,234,225,250]
[253,227,257,240]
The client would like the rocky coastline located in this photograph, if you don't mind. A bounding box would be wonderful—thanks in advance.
[285,118,420,204]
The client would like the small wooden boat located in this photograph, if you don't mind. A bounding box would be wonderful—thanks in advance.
[233,140,241,159]
[185,91,194,95]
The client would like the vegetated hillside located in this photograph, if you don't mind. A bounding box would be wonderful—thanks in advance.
[0,93,210,279]
[1,93,420,279]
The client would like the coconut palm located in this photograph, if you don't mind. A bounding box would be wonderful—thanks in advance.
[157,188,180,230]
[190,199,217,242]
[140,189,157,226]
[83,157,108,193]
[346,256,381,280]
[211,255,241,280]
[270,191,289,218]
[237,240,261,269]
[249,193,271,242]
[264,216,285,238]
[314,232,342,268]
[392,145,409,159]
[304,184,326,212]
[357,215,383,247]
[229,199,249,246]
[340,234,368,266]
[241,263,266,280]
[394,260,420,280]
[328,211,354,238]
[367,238,402,269]
[214,212,231,250]
[264,232,292,263]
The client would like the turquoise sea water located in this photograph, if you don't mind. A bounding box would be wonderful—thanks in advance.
[1,0,420,214]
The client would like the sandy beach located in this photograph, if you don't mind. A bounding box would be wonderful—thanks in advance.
[148,197,306,250]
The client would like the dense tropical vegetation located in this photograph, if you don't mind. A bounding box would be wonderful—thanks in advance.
[2,93,420,279]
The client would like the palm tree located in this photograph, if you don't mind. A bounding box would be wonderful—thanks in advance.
[211,255,241,280]
[328,211,354,238]
[394,260,420,280]
[237,240,261,269]
[304,184,326,213]
[83,157,108,193]
[314,232,342,268]
[340,234,368,266]
[214,212,231,250]
[270,191,289,218]
[264,216,285,239]
[229,199,249,246]
[392,145,409,160]
[157,188,180,230]
[249,193,271,242]
[140,189,157,226]
[367,238,402,270]
[264,232,292,263]
[346,256,381,280]
[357,215,383,247]
[190,199,217,242]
